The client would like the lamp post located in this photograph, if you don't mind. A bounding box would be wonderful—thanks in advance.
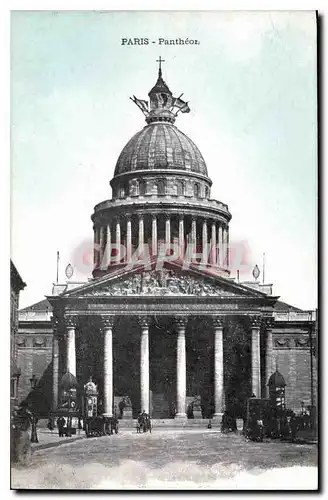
[29,375,39,443]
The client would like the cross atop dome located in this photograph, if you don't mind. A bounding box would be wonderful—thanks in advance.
[156,56,165,78]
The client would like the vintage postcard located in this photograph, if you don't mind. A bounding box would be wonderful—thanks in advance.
[10,10,318,490]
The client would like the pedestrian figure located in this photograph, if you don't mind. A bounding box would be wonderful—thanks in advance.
[57,417,66,437]
[290,412,299,442]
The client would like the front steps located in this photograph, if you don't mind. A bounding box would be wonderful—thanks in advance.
[118,418,220,429]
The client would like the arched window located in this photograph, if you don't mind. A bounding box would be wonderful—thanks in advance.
[176,180,184,196]
[193,182,200,198]
[158,179,166,196]
[139,179,146,196]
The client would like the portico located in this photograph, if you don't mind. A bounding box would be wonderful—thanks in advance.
[49,263,276,421]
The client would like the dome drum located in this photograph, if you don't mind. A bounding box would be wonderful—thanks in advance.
[110,171,211,200]
[92,197,231,225]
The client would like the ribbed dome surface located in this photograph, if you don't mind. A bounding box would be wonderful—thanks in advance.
[114,123,208,177]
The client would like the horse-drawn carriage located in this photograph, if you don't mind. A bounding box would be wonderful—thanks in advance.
[244,397,302,442]
[85,415,119,437]
[136,412,152,433]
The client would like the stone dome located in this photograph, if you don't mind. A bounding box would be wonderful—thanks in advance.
[113,122,208,178]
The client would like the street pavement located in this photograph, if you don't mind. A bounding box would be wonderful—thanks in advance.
[11,428,318,490]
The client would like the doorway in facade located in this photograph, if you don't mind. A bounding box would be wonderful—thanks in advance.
[149,318,176,418]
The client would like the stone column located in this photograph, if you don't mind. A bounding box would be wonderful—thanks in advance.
[251,317,261,398]
[52,336,59,411]
[175,317,188,419]
[126,216,132,263]
[139,317,150,414]
[101,316,115,417]
[139,216,144,253]
[218,225,223,267]
[165,215,171,252]
[104,223,111,268]
[94,226,100,268]
[211,221,217,265]
[202,219,208,264]
[221,226,227,268]
[65,316,77,376]
[265,318,274,397]
[179,216,184,260]
[52,315,60,411]
[115,219,121,263]
[99,225,105,265]
[152,216,157,256]
[213,317,224,419]
[226,226,230,268]
[191,217,197,258]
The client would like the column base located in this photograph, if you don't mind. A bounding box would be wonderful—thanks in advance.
[174,413,187,419]
[102,413,113,418]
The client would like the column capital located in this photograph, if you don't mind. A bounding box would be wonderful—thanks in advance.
[100,315,115,329]
[64,315,77,329]
[212,316,224,329]
[263,317,275,330]
[249,315,262,329]
[125,213,132,221]
[52,313,61,333]
[152,214,157,220]
[175,316,188,329]
[138,316,151,328]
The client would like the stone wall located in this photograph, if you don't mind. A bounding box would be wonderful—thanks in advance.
[16,332,53,415]
[273,331,317,413]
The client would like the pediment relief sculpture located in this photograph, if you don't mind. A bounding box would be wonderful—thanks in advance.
[79,270,238,297]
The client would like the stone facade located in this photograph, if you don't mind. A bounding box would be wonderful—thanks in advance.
[15,65,317,420]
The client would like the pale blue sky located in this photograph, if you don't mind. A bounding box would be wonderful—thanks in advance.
[11,10,317,309]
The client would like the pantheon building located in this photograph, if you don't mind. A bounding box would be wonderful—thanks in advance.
[17,63,316,421]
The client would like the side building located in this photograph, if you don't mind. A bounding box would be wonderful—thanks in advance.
[16,299,53,415]
[10,261,26,409]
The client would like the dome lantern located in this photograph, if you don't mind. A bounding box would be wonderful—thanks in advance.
[130,57,191,126]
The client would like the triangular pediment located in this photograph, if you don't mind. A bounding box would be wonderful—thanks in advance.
[62,261,271,300]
